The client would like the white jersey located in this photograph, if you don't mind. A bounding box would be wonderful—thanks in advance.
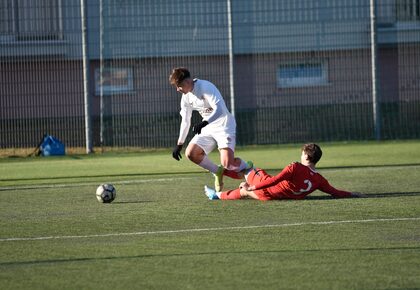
[177,79,236,144]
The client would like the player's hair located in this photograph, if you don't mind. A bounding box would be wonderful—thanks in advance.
[169,67,191,86]
[302,143,322,164]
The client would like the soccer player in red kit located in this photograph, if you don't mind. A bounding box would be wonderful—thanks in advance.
[204,143,363,200]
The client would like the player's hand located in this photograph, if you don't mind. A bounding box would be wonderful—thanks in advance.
[172,144,183,161]
[247,185,256,191]
[192,121,209,135]
[239,182,248,189]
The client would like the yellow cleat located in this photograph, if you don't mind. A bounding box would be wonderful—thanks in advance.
[213,165,224,192]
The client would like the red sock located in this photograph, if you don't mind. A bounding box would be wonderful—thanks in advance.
[223,169,244,180]
[220,188,242,200]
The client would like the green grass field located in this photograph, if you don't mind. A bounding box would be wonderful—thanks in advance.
[1,141,420,290]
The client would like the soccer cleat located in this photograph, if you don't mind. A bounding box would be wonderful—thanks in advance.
[243,161,255,180]
[246,160,254,170]
[242,160,254,175]
[204,185,219,200]
[213,165,224,192]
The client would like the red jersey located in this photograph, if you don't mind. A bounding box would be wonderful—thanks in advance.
[251,162,352,200]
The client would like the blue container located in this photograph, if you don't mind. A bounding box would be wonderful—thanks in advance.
[40,135,65,156]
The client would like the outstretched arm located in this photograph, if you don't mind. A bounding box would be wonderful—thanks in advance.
[318,178,365,198]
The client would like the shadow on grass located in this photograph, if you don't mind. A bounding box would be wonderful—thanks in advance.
[112,200,153,204]
[2,246,420,267]
[319,163,420,170]
[364,192,420,198]
[305,191,420,200]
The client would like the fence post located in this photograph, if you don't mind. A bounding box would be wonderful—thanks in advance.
[99,0,105,151]
[80,0,93,153]
[370,0,381,140]
[227,0,235,117]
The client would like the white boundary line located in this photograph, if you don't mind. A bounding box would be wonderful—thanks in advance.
[0,177,193,191]
[1,217,419,242]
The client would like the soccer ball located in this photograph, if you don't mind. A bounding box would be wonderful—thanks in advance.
[96,184,116,203]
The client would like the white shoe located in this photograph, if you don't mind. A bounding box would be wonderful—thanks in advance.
[204,185,219,200]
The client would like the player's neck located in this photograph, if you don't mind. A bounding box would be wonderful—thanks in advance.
[302,161,316,171]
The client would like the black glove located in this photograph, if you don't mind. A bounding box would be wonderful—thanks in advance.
[172,144,183,161]
[192,121,209,135]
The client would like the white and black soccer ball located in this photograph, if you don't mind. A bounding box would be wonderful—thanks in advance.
[96,184,116,203]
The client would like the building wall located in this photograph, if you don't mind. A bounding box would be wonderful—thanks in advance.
[1,0,419,148]
[0,60,84,119]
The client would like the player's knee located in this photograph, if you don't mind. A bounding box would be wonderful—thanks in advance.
[185,150,192,160]
[186,148,205,164]
[225,163,238,171]
[185,151,199,162]
[185,148,196,161]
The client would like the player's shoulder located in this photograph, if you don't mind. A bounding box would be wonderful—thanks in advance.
[196,79,214,89]
[193,79,205,86]
[289,161,302,168]
[289,162,319,174]
[284,161,301,172]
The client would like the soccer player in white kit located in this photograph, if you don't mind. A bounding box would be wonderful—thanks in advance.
[169,67,251,191]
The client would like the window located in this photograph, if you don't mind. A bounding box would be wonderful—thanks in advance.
[396,0,420,22]
[0,0,63,42]
[95,67,134,96]
[277,61,329,88]
[0,0,14,40]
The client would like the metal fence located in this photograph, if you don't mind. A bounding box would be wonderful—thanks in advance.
[1,0,419,153]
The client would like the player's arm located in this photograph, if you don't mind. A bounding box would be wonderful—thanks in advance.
[178,107,191,144]
[247,164,293,191]
[318,178,364,198]
[173,100,192,160]
[238,182,260,200]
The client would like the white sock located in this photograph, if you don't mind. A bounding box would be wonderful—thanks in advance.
[198,156,218,173]
[238,159,248,171]
[245,169,253,181]
[229,159,248,172]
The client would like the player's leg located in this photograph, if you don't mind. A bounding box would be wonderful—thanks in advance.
[222,181,255,200]
[238,187,260,200]
[189,133,228,191]
[223,160,254,179]
[223,169,243,179]
[219,148,250,173]
[245,167,270,185]
[213,130,251,174]
[220,188,242,200]
[212,148,251,191]
[241,168,273,200]
[204,185,242,200]
[185,136,218,173]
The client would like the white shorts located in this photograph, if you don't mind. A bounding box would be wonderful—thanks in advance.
[190,130,236,155]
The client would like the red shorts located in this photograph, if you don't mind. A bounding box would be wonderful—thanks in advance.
[246,168,273,200]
